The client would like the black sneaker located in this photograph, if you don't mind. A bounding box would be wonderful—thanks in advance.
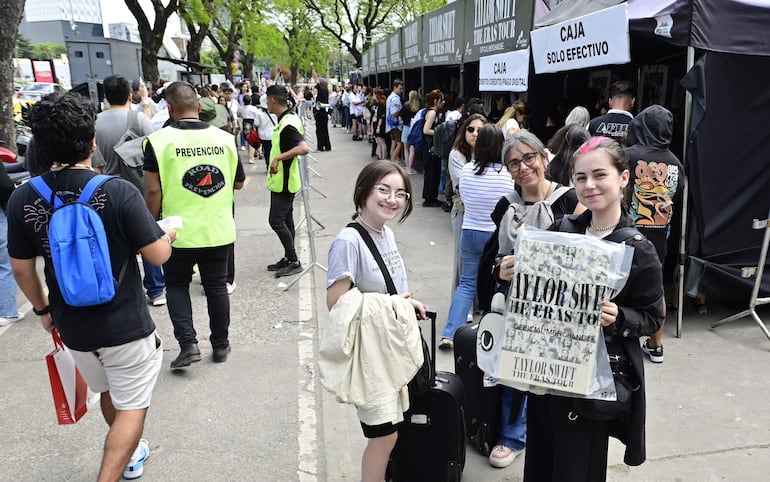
[275,261,302,278]
[267,257,291,272]
[642,339,664,363]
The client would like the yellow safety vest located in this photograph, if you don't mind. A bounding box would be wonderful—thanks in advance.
[146,124,238,248]
[267,112,304,193]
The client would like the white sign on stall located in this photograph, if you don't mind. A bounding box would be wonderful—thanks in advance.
[530,3,630,74]
[479,49,530,92]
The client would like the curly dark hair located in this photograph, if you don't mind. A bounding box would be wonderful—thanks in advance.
[29,92,96,168]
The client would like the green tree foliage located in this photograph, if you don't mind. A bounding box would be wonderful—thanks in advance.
[302,0,445,67]
[206,0,261,81]
[14,34,33,58]
[31,43,67,60]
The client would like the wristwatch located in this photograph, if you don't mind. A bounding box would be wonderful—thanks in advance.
[33,304,51,316]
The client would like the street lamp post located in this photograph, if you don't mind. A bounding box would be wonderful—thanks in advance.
[338,43,343,83]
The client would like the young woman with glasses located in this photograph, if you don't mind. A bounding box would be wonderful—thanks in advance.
[326,160,427,482]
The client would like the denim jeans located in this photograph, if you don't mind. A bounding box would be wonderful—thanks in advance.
[0,209,19,317]
[499,387,527,450]
[442,229,492,339]
[142,259,165,299]
[163,245,231,349]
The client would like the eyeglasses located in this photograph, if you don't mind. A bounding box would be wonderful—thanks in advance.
[506,152,539,172]
[466,126,479,134]
[375,184,410,201]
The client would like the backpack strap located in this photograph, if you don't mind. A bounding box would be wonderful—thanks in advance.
[347,222,398,295]
[78,175,114,203]
[504,190,523,206]
[544,184,571,204]
[28,175,63,209]
[126,110,141,137]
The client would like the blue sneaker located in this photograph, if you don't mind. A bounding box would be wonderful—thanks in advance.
[123,438,149,480]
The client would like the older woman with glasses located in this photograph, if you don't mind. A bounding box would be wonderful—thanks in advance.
[486,131,584,469]
[439,125,515,350]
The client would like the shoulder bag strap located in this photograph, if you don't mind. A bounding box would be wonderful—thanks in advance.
[604,227,644,244]
[347,222,397,295]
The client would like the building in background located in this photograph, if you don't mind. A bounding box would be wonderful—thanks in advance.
[109,23,141,44]
[19,0,104,44]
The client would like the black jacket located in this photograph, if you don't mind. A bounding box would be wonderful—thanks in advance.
[553,209,664,466]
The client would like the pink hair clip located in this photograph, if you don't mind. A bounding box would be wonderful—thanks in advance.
[577,136,612,154]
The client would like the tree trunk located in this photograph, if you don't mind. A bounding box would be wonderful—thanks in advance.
[125,0,178,86]
[243,53,254,81]
[0,0,26,152]
[185,20,209,65]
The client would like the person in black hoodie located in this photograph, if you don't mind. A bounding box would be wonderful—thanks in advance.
[625,105,684,364]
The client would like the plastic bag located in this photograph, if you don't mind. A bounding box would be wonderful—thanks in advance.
[477,225,634,400]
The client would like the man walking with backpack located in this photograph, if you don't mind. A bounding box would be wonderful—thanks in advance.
[95,75,166,307]
[8,92,175,481]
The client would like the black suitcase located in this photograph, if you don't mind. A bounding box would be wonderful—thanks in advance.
[453,321,502,456]
[387,310,466,482]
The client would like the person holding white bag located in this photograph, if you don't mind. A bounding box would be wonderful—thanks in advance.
[8,92,174,481]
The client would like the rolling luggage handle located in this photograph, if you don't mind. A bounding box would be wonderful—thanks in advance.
[425,309,437,386]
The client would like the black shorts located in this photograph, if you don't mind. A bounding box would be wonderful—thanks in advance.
[360,420,402,438]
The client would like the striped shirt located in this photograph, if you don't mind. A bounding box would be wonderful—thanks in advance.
[459,163,515,231]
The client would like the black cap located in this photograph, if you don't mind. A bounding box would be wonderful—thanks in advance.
[131,79,142,92]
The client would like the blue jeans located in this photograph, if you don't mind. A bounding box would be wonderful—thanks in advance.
[142,259,165,299]
[442,229,492,339]
[0,209,19,317]
[499,387,527,450]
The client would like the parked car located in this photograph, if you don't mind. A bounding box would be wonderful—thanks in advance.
[16,82,67,102]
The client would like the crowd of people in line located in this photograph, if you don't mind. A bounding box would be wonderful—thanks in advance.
[321,78,684,481]
[0,70,687,481]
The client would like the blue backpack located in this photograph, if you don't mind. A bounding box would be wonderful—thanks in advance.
[407,108,427,148]
[29,174,124,307]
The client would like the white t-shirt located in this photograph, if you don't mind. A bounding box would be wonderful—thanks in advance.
[502,118,520,139]
[327,225,408,295]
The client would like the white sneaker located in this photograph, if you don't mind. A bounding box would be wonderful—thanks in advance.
[148,293,166,306]
[489,445,523,468]
[0,311,25,327]
[227,282,237,295]
[123,438,150,480]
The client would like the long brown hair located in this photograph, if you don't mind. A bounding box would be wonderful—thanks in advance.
[453,114,487,161]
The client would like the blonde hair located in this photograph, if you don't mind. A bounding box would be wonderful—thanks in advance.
[407,90,420,112]
[496,100,529,128]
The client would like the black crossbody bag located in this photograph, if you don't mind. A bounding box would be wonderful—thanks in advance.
[347,223,433,397]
